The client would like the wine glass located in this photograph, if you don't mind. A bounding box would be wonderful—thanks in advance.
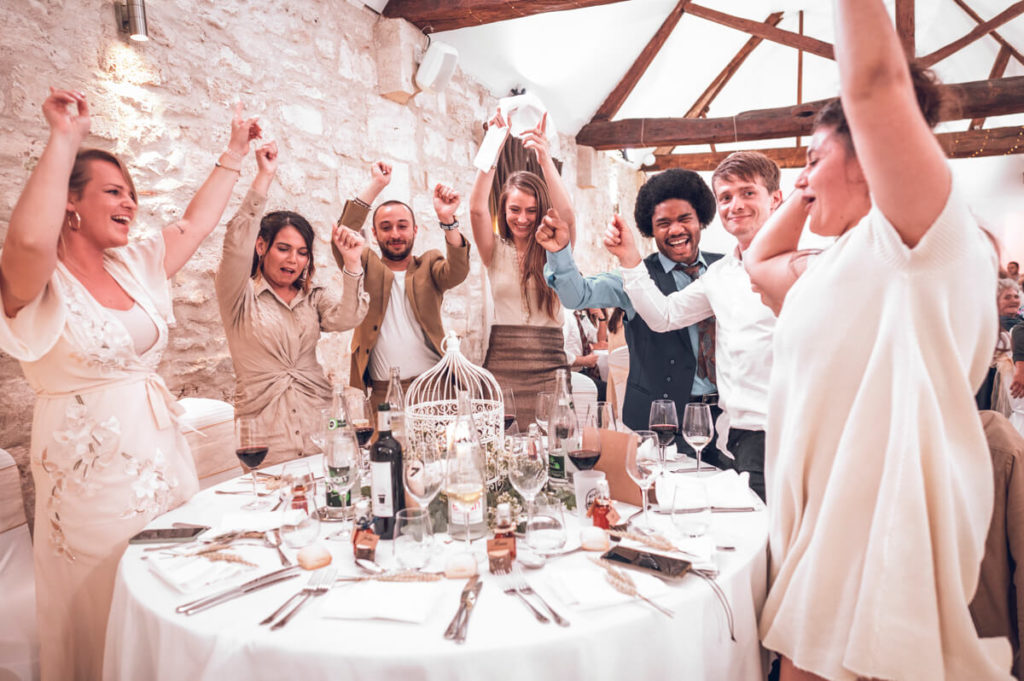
[570,405,601,471]
[535,392,553,434]
[526,495,567,554]
[234,416,271,511]
[682,402,714,472]
[446,441,486,555]
[626,430,660,533]
[671,478,711,538]
[507,434,548,524]
[307,408,331,454]
[280,460,321,548]
[393,508,432,569]
[404,440,444,538]
[502,387,518,434]
[323,427,359,521]
[649,399,679,468]
[592,401,617,431]
[345,392,374,449]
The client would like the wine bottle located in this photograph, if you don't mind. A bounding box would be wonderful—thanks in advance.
[326,383,352,508]
[369,403,405,539]
[547,368,577,482]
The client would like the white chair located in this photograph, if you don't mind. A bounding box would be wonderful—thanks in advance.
[606,345,630,426]
[570,371,598,425]
[0,447,39,681]
[178,398,238,489]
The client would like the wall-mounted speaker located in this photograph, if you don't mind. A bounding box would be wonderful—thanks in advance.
[415,41,459,92]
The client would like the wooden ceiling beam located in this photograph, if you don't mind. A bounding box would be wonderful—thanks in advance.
[576,75,1024,149]
[895,0,915,57]
[646,125,1024,171]
[592,0,692,121]
[919,1,1024,67]
[381,0,627,32]
[685,4,834,61]
[970,46,1012,130]
[950,0,1024,66]
[653,11,784,155]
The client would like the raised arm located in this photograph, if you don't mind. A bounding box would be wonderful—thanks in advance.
[162,103,260,277]
[1,88,90,318]
[522,113,576,246]
[743,190,817,315]
[469,111,510,267]
[834,0,949,247]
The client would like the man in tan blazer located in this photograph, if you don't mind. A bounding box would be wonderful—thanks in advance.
[333,162,471,409]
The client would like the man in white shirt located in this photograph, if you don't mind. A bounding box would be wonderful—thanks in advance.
[563,308,608,401]
[605,152,782,500]
[335,162,471,409]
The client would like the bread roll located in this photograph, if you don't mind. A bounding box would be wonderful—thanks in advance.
[297,543,332,570]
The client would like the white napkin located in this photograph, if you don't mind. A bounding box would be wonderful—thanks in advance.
[655,470,755,511]
[212,511,282,534]
[545,564,669,610]
[145,544,265,593]
[320,580,444,624]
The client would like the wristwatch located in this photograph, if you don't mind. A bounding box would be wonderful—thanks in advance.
[439,218,459,231]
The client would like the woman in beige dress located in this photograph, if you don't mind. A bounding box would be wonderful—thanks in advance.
[469,111,576,425]
[215,142,368,466]
[0,88,257,680]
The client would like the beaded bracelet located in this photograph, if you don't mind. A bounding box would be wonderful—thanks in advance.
[215,161,241,174]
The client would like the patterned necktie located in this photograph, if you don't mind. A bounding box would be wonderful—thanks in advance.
[675,262,717,384]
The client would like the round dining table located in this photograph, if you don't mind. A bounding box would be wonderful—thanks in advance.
[102,457,768,681]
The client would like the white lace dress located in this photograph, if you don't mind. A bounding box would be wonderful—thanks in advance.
[0,235,198,681]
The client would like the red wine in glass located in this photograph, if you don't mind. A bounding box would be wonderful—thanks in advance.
[568,449,601,470]
[236,446,268,469]
[504,415,516,430]
[650,424,677,447]
[354,427,374,447]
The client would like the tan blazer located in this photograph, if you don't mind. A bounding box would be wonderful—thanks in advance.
[974,410,1024,679]
[333,199,471,390]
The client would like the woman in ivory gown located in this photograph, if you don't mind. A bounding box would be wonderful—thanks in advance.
[0,88,258,681]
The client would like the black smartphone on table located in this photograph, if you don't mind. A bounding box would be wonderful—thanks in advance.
[600,545,691,580]
[128,526,209,544]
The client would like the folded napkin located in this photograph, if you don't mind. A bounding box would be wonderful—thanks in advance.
[211,511,282,535]
[655,470,755,512]
[545,564,669,611]
[146,543,266,593]
[668,535,716,571]
[320,580,444,624]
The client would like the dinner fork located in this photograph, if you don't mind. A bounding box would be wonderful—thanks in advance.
[496,568,548,623]
[266,567,336,630]
[513,566,569,627]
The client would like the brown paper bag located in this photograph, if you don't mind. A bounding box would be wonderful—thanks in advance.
[593,429,658,507]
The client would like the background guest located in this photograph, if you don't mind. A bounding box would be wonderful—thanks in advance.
[563,308,608,401]
[1000,277,1024,331]
[216,142,369,466]
[0,88,253,681]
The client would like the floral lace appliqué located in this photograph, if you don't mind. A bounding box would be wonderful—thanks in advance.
[63,283,135,372]
[121,448,177,519]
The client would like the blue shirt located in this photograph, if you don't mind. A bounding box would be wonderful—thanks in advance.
[544,246,716,396]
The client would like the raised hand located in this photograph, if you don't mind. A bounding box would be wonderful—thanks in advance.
[227,102,261,158]
[603,214,641,267]
[43,87,90,143]
[521,112,550,164]
[535,208,570,253]
[333,223,365,272]
[370,161,392,191]
[254,141,278,177]
[433,183,460,223]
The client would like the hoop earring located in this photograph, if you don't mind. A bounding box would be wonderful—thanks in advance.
[66,211,81,232]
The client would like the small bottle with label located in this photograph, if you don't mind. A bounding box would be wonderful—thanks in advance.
[492,502,517,559]
[588,479,620,529]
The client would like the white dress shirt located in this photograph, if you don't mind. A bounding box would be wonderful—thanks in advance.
[620,253,774,432]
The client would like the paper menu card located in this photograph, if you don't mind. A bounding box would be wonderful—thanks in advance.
[472,92,559,172]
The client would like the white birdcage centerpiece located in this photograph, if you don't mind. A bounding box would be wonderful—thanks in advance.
[405,331,505,484]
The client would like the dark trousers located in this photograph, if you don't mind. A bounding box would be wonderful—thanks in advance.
[726,427,766,502]
[675,403,728,470]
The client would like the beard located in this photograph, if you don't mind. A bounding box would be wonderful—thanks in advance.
[380,239,414,261]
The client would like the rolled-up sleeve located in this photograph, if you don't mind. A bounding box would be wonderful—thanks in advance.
[319,269,369,332]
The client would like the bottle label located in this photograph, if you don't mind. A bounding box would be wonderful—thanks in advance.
[377,410,392,433]
[549,450,566,480]
[448,496,484,525]
[370,460,394,517]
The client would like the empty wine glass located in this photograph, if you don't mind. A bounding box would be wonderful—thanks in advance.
[626,430,660,534]
[393,508,432,569]
[323,427,359,521]
[526,495,567,554]
[307,408,331,455]
[671,478,711,538]
[404,440,444,538]
[682,402,714,472]
[502,386,518,434]
[649,399,679,467]
[234,416,271,511]
[280,460,321,548]
[535,392,554,434]
[507,434,548,525]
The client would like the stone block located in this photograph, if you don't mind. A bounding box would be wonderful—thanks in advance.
[373,17,424,105]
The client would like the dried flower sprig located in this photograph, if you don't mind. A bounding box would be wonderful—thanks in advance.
[590,557,674,617]
[607,529,675,552]
[202,551,258,567]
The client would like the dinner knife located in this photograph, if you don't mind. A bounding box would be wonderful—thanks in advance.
[176,565,301,614]
[454,579,483,644]
[443,575,478,640]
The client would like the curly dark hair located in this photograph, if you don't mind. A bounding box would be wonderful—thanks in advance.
[633,169,716,238]
[250,211,317,292]
[813,60,954,154]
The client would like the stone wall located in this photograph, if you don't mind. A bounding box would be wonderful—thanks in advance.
[0,0,642,460]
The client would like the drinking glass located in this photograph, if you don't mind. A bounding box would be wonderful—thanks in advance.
[234,416,271,511]
[526,495,567,554]
[535,392,554,434]
[682,402,714,472]
[649,399,679,466]
[308,408,331,454]
[570,406,601,471]
[323,427,359,520]
[404,440,444,535]
[507,434,548,524]
[502,387,518,434]
[345,392,375,449]
[671,478,711,538]
[592,401,617,431]
[393,508,432,569]
[626,430,660,533]
[280,460,321,548]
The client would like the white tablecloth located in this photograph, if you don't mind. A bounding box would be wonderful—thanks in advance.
[103,462,768,681]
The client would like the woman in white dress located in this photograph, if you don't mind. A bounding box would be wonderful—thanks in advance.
[744,2,1011,679]
[0,88,257,681]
